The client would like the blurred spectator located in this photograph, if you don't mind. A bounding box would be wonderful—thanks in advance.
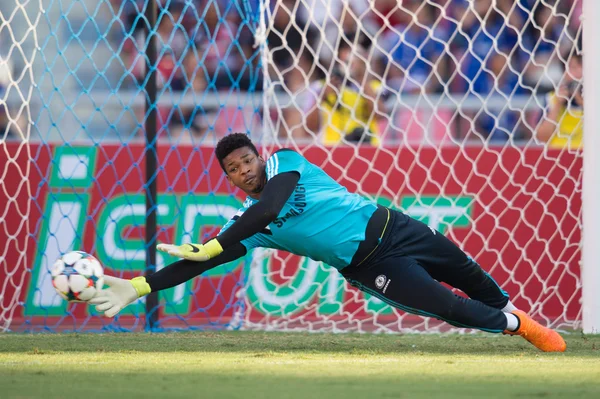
[472,51,531,142]
[266,0,321,140]
[303,34,384,145]
[537,52,582,149]
[166,50,209,143]
[119,1,252,90]
[266,0,318,91]
[0,55,25,141]
[495,0,529,63]
[268,0,310,69]
[103,0,583,146]
[371,0,410,32]
[522,1,574,93]
[379,1,449,94]
[441,0,533,142]
[117,1,197,36]
[0,54,15,140]
[448,0,523,93]
[123,2,189,87]
[296,0,377,69]
[156,4,188,87]
[235,21,264,91]
[193,0,247,89]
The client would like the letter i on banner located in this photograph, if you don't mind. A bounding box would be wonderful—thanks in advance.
[92,194,178,317]
[24,146,97,316]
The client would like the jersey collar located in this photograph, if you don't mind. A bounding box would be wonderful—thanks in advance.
[243,197,258,208]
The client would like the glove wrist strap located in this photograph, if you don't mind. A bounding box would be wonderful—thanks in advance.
[204,239,224,258]
[131,276,151,297]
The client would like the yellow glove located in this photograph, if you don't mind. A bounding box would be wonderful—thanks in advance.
[89,276,151,318]
[157,239,223,262]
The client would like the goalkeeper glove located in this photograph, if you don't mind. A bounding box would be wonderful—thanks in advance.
[89,275,151,318]
[157,239,223,262]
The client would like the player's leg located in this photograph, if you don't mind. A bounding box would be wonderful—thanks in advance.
[344,255,510,332]
[353,208,566,351]
[394,212,515,311]
[344,256,566,351]
[409,223,567,352]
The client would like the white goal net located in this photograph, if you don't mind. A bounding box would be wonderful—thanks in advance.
[0,0,585,333]
[253,0,583,332]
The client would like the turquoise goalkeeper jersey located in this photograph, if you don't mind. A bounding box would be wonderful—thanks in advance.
[219,149,377,270]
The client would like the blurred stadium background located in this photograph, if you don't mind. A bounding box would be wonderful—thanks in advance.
[0,0,584,144]
[0,0,592,334]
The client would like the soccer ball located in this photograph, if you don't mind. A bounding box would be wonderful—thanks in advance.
[51,251,104,302]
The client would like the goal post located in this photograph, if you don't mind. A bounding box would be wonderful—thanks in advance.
[0,0,41,331]
[0,0,591,333]
[582,0,600,334]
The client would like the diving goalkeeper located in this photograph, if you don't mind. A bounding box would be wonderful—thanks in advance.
[91,133,566,352]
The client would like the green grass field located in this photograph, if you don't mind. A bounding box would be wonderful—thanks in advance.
[1,332,600,398]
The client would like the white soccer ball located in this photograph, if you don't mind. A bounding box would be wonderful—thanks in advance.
[51,251,104,302]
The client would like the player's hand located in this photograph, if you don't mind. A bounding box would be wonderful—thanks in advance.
[555,85,570,106]
[89,276,150,318]
[157,240,223,262]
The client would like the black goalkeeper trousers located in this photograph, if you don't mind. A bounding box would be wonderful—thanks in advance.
[341,206,510,333]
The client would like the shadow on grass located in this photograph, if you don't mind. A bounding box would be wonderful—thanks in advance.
[1,331,600,356]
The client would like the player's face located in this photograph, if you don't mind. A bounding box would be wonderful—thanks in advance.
[223,147,266,198]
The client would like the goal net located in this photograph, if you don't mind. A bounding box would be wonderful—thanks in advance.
[0,0,584,333]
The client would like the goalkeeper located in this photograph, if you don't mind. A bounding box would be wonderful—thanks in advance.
[92,133,566,352]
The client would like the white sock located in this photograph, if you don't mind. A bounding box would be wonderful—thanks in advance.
[504,312,520,332]
[501,300,518,313]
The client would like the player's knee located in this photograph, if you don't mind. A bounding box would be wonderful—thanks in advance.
[436,304,458,322]
[435,297,471,324]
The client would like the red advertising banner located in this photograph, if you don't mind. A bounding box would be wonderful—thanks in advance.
[0,142,581,331]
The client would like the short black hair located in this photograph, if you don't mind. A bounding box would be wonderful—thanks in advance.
[215,133,259,172]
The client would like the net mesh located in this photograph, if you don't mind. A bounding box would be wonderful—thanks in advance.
[0,0,39,331]
[253,0,583,332]
[0,0,584,332]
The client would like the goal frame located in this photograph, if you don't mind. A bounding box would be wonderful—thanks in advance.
[582,0,600,334]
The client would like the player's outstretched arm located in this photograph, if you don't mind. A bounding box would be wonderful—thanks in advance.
[172,172,300,262]
[90,243,247,317]
[217,172,299,247]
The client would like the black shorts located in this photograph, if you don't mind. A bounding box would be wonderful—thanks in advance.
[341,206,510,332]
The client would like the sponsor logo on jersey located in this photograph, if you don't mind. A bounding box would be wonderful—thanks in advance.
[273,184,307,228]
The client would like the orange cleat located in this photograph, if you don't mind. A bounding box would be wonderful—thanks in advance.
[504,310,566,352]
